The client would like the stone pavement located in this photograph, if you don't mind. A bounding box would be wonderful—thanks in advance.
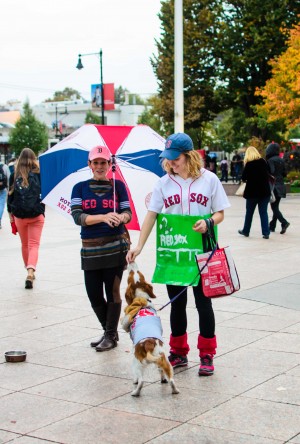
[0,195,299,444]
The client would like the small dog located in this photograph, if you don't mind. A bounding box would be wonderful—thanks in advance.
[122,263,179,397]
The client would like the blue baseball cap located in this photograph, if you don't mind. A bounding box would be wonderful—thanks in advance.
[160,133,194,160]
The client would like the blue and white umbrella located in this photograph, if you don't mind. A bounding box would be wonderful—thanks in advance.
[39,124,165,230]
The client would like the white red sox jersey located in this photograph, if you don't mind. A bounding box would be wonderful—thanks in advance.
[148,168,230,216]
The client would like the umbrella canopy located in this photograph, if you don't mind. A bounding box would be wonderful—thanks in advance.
[39,124,165,230]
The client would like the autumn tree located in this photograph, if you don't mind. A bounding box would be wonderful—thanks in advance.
[214,0,300,138]
[152,0,300,141]
[255,22,300,128]
[9,102,48,155]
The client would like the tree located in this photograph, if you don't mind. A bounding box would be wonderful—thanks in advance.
[212,0,300,137]
[114,85,146,105]
[152,0,300,140]
[255,23,300,128]
[151,0,224,135]
[85,110,102,124]
[45,87,82,102]
[9,102,48,155]
[137,95,164,134]
[114,86,129,104]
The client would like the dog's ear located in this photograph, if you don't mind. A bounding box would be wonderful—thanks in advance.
[137,271,157,299]
[125,271,136,305]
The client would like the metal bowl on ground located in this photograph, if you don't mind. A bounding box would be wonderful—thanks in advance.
[5,351,27,363]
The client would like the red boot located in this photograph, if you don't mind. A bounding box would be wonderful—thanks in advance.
[197,335,217,376]
[168,333,190,368]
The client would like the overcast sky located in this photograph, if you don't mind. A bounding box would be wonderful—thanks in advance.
[0,0,162,106]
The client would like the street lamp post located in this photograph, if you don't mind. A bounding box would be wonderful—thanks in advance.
[55,104,68,139]
[76,49,105,124]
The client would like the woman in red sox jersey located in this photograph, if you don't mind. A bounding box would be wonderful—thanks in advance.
[71,145,132,352]
[127,133,230,376]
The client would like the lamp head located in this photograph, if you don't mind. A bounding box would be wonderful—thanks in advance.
[76,55,84,70]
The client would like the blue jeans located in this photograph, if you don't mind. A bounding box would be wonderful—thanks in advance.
[242,196,270,236]
[0,189,7,220]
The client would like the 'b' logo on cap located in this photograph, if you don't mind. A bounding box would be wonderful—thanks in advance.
[166,140,172,148]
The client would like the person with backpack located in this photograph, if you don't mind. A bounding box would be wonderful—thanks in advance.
[7,148,45,289]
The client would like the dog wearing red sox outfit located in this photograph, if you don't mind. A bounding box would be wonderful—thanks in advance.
[122,263,179,397]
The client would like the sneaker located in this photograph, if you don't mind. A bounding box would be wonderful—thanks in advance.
[198,354,214,376]
[168,353,188,368]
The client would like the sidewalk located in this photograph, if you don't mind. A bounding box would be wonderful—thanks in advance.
[0,195,299,444]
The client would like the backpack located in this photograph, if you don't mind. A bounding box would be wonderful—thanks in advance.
[0,164,7,190]
[10,172,45,218]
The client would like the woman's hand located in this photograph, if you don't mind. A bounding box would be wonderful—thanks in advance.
[192,219,208,233]
[103,212,122,227]
[126,247,141,263]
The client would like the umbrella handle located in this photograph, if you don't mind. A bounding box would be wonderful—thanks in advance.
[111,155,116,212]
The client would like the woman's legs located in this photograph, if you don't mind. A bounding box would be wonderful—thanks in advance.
[84,267,123,351]
[193,284,215,338]
[242,198,257,235]
[14,215,45,271]
[167,285,190,364]
[270,194,288,230]
[193,283,217,376]
[258,197,270,237]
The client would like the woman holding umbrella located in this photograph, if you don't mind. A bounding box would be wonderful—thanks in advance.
[71,145,132,352]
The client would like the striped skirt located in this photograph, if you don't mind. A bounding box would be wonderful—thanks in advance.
[81,235,129,271]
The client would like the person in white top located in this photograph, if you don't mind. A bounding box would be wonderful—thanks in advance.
[127,133,230,376]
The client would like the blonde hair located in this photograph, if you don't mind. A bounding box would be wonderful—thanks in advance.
[244,146,261,164]
[14,148,40,187]
[162,150,203,179]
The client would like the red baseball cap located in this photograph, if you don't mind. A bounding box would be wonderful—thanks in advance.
[89,145,111,161]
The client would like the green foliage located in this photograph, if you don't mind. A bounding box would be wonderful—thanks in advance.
[152,0,224,135]
[137,95,165,135]
[153,0,300,141]
[45,87,82,102]
[85,110,102,124]
[288,125,300,140]
[114,86,129,104]
[286,170,300,182]
[9,102,48,155]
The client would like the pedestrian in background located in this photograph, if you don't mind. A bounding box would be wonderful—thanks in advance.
[0,161,10,229]
[71,145,132,352]
[220,157,229,182]
[231,151,243,183]
[7,148,45,288]
[238,146,271,239]
[266,142,290,234]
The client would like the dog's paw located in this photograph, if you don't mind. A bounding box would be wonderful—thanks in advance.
[127,262,139,274]
[131,389,140,397]
[161,378,168,384]
[170,380,180,394]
